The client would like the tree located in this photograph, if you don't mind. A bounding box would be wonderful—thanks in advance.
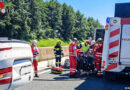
[0,0,103,41]
[61,3,75,41]
[87,17,103,39]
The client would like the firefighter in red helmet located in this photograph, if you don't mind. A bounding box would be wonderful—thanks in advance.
[69,38,78,78]
[94,38,103,76]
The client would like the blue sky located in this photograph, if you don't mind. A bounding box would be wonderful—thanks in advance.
[49,0,130,26]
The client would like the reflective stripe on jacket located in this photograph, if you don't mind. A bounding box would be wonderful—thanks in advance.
[54,44,63,57]
[69,42,77,56]
[31,45,39,60]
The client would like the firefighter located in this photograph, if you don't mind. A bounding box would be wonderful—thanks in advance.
[54,40,64,67]
[90,40,96,49]
[69,38,78,78]
[31,40,39,77]
[90,40,96,56]
[94,38,103,76]
[76,42,83,57]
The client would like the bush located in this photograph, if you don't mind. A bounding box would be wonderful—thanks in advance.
[30,38,71,47]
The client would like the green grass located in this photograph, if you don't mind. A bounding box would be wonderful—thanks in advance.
[30,38,71,47]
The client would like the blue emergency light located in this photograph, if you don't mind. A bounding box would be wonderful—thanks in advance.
[106,18,110,23]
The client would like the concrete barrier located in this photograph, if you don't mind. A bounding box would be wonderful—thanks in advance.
[38,46,69,61]
[38,57,69,70]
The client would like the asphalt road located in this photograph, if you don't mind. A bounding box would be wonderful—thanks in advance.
[15,69,130,90]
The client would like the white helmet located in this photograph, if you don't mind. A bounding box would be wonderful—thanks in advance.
[73,38,77,41]
[97,38,103,42]
[32,40,37,46]
[91,40,95,45]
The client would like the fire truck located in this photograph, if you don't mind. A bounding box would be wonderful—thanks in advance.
[102,17,130,80]
[101,3,130,80]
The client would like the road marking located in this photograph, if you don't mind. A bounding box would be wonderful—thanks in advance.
[39,69,51,75]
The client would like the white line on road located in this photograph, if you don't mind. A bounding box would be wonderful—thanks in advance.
[39,69,51,75]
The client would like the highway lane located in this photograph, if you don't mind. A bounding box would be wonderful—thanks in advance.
[15,69,130,90]
[15,69,84,90]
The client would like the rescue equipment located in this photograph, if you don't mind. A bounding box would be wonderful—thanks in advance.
[51,67,63,74]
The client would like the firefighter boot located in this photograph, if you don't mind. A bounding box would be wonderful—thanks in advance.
[35,74,39,78]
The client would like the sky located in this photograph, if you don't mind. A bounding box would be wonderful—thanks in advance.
[50,0,130,26]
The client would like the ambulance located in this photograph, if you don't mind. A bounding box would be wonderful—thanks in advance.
[0,37,34,90]
[102,17,130,79]
[94,28,105,41]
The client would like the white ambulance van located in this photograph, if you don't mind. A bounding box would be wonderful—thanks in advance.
[102,17,130,80]
[0,38,34,90]
[94,28,105,41]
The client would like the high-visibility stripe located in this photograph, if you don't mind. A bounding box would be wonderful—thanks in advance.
[69,55,75,56]
[108,24,120,65]
[69,52,74,54]
[70,71,76,72]
[56,62,61,64]
[121,18,130,24]
[70,68,76,71]
[109,46,119,55]
[69,52,75,56]
[95,55,102,57]
[55,55,62,56]
[56,56,61,57]
[54,48,60,50]
[109,34,120,43]
[0,78,12,85]
[109,40,119,49]
[110,25,120,32]
[110,28,120,38]
[105,64,117,71]
[96,52,102,55]
[70,68,76,70]
[109,51,118,58]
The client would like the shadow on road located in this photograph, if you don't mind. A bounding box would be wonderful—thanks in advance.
[36,68,130,90]
[34,78,84,81]
[53,71,89,81]
[75,75,130,90]
[34,71,87,81]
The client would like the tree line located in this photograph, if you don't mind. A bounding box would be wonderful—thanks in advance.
[0,0,103,41]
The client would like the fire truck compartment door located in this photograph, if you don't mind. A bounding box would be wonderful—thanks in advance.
[120,25,130,65]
